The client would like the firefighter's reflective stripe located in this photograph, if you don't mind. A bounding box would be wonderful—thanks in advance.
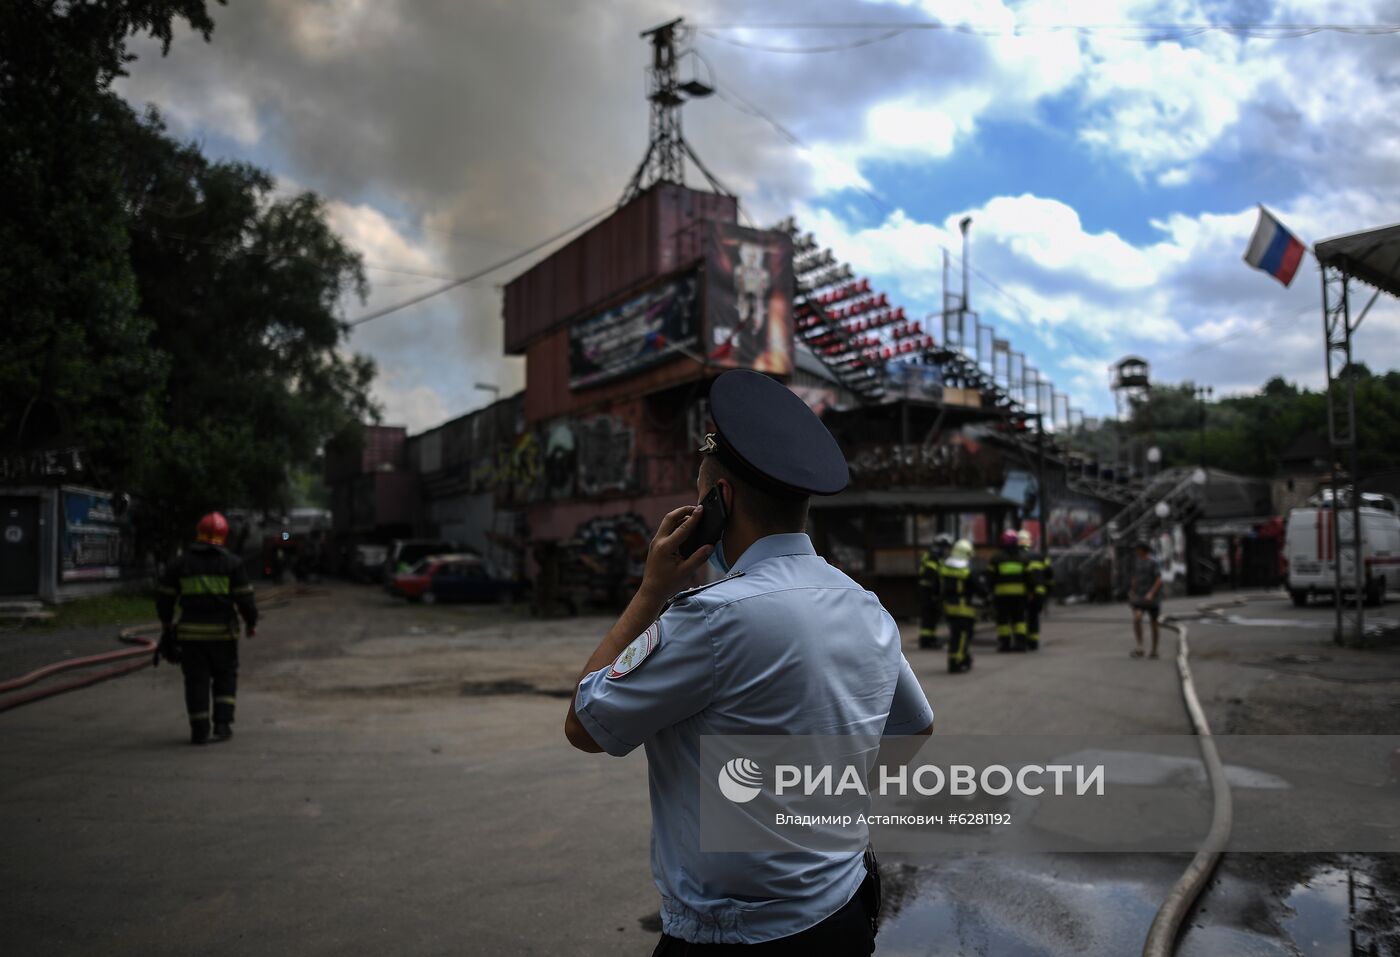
[232,584,254,596]
[179,575,231,595]
[177,621,239,638]
[993,561,1027,596]
[1027,557,1048,595]
[918,555,940,588]
[214,696,236,705]
[939,565,975,618]
[156,585,178,595]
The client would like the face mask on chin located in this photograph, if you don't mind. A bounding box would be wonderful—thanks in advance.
[707,537,730,576]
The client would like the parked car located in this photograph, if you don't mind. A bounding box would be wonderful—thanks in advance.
[383,539,464,582]
[386,554,520,605]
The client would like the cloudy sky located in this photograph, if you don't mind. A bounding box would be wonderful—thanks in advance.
[115,0,1400,429]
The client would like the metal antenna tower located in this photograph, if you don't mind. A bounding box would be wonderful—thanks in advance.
[621,18,718,205]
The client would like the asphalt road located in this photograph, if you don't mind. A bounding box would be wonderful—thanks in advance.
[2,583,1397,955]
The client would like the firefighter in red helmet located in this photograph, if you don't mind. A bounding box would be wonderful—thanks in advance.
[989,527,1030,653]
[155,512,258,744]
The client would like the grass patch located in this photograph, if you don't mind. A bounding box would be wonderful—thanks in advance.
[45,591,159,630]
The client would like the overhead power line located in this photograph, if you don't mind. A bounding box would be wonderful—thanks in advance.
[696,21,1400,53]
[346,204,616,328]
[1161,300,1321,362]
[131,224,484,282]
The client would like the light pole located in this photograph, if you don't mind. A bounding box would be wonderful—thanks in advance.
[474,382,502,577]
[1194,385,1214,469]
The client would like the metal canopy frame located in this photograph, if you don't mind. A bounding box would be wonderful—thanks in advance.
[1314,223,1400,643]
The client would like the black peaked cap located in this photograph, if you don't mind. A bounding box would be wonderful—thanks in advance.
[708,369,849,498]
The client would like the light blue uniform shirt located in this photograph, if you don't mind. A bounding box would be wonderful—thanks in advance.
[573,533,935,945]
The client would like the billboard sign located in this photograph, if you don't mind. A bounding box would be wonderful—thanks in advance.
[60,488,125,582]
[568,271,701,390]
[705,223,794,375]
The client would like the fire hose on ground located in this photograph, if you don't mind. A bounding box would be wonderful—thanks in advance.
[1142,593,1278,956]
[0,585,317,714]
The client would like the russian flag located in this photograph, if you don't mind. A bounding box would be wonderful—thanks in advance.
[1243,206,1306,287]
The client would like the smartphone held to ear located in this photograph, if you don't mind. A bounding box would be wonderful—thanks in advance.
[679,486,727,559]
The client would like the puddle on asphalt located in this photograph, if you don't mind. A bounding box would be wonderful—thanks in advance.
[1211,614,1339,629]
[1204,613,1400,633]
[869,855,1400,957]
[874,862,1184,957]
[1282,865,1385,957]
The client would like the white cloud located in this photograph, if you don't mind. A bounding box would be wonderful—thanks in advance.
[324,199,441,280]
[116,73,263,145]
[273,0,405,61]
[1075,28,1275,177]
[375,377,451,434]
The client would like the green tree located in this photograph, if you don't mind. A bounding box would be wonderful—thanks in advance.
[0,2,216,485]
[119,106,376,547]
[1116,370,1400,479]
[1,1,378,556]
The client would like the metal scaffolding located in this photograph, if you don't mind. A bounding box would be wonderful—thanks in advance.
[1313,223,1400,643]
[621,18,720,205]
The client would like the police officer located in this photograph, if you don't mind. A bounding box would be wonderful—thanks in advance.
[156,512,258,744]
[917,533,953,649]
[990,528,1030,653]
[1019,529,1047,652]
[564,369,934,953]
[940,538,980,673]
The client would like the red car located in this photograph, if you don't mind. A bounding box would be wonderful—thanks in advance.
[386,554,520,605]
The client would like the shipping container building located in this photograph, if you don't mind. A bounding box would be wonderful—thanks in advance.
[503,183,737,356]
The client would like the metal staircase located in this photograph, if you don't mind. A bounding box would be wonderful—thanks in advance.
[781,218,1137,506]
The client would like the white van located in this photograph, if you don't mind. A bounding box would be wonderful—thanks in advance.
[1284,493,1400,606]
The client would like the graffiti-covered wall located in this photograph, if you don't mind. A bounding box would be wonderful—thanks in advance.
[575,414,637,496]
[411,391,698,519]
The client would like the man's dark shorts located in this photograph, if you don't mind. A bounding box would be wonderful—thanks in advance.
[1131,601,1161,621]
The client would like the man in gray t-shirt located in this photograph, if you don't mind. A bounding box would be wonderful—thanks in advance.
[1129,541,1163,658]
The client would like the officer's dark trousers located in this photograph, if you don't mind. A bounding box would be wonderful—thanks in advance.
[993,596,1027,651]
[180,640,238,725]
[947,614,974,668]
[651,872,875,955]
[917,591,942,648]
[1025,594,1043,649]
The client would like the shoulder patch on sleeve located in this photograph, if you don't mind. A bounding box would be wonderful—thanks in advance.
[607,621,661,679]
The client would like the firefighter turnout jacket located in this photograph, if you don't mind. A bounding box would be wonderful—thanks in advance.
[990,547,1030,598]
[938,559,977,617]
[157,542,258,639]
[918,548,941,592]
[1026,552,1050,598]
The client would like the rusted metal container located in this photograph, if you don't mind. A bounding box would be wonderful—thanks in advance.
[523,324,709,424]
[324,425,406,483]
[503,183,736,354]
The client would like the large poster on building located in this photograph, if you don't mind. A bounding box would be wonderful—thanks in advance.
[705,223,794,374]
[568,271,701,390]
[60,489,124,582]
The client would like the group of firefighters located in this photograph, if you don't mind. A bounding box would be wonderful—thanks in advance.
[917,527,1052,673]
